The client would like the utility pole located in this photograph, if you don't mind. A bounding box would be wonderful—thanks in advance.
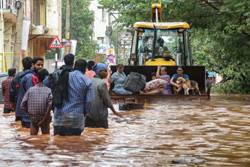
[13,2,24,70]
[65,0,71,38]
[64,0,71,55]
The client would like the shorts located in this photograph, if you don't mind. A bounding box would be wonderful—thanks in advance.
[31,120,50,134]
[54,126,83,136]
[85,116,108,129]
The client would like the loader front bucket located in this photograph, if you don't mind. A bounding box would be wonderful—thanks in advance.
[110,65,207,95]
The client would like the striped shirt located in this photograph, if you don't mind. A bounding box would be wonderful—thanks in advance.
[53,70,92,129]
[2,77,15,110]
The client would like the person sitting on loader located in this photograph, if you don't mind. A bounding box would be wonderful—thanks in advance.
[139,36,153,60]
[141,66,172,95]
[156,66,172,95]
[110,64,132,95]
[170,67,190,94]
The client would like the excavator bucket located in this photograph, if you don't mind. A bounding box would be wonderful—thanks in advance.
[110,65,207,95]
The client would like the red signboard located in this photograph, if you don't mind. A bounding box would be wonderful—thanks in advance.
[49,36,63,49]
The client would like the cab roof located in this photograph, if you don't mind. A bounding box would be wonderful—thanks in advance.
[134,22,190,29]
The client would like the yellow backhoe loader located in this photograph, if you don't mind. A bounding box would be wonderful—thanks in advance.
[111,2,209,101]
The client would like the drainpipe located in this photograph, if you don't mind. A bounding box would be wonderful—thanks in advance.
[13,0,24,70]
[0,0,5,72]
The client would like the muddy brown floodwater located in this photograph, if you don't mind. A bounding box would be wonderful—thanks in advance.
[0,95,249,167]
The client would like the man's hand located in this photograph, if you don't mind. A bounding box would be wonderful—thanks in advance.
[114,111,123,118]
[37,120,43,127]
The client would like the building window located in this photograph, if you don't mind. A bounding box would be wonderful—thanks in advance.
[33,0,46,25]
[98,6,105,22]
[97,37,104,44]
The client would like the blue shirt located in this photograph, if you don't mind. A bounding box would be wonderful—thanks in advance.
[53,70,92,129]
[111,71,132,95]
[172,74,189,81]
[159,74,172,95]
[16,70,34,120]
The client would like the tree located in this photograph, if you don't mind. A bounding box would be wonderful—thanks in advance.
[99,0,250,93]
[62,0,96,59]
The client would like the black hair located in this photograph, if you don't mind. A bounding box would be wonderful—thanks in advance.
[22,57,33,70]
[177,66,183,70]
[151,72,156,77]
[64,54,75,66]
[8,68,16,77]
[32,57,44,64]
[157,38,164,47]
[117,64,124,69]
[161,66,167,72]
[37,69,49,82]
[74,59,87,73]
[87,60,95,70]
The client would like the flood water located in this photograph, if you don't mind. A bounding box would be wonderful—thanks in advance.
[0,95,249,166]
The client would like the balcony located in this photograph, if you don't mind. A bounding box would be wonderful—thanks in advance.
[30,0,60,37]
[0,0,17,23]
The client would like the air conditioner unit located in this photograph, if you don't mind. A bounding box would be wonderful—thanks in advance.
[31,25,49,35]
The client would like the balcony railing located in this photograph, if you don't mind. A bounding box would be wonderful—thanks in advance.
[0,0,17,14]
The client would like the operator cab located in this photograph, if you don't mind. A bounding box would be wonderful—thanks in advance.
[130,22,193,66]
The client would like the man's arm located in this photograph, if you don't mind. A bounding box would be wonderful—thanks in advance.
[21,90,29,113]
[2,81,5,97]
[109,71,115,84]
[84,83,93,114]
[156,66,161,78]
[38,92,52,126]
[99,82,122,117]
[170,75,179,88]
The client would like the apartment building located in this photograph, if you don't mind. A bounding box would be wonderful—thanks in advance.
[89,0,113,55]
[0,0,17,71]
[0,0,61,71]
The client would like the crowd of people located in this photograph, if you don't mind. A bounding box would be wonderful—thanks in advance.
[1,54,200,136]
[2,54,121,136]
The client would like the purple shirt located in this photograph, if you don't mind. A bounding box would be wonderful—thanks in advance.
[160,75,172,95]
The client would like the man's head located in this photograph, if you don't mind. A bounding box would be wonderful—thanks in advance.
[116,64,124,73]
[22,57,33,70]
[177,67,184,75]
[74,59,87,74]
[32,57,44,72]
[87,60,95,70]
[64,54,75,66]
[37,69,49,82]
[151,72,156,80]
[8,68,16,77]
[160,66,167,75]
[93,63,108,79]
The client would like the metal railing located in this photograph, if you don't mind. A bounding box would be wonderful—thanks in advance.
[0,0,17,13]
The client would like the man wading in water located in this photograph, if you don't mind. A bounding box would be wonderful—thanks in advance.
[85,63,122,128]
[53,59,92,136]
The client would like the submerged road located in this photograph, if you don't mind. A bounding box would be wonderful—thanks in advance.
[0,95,249,166]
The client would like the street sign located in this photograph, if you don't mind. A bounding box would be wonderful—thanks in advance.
[49,36,63,49]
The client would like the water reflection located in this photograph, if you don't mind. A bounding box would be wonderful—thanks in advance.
[0,95,249,166]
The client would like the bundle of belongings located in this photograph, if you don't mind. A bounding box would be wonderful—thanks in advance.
[144,79,167,92]
[124,72,146,93]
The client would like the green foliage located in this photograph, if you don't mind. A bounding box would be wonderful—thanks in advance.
[99,0,250,93]
[62,0,96,59]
